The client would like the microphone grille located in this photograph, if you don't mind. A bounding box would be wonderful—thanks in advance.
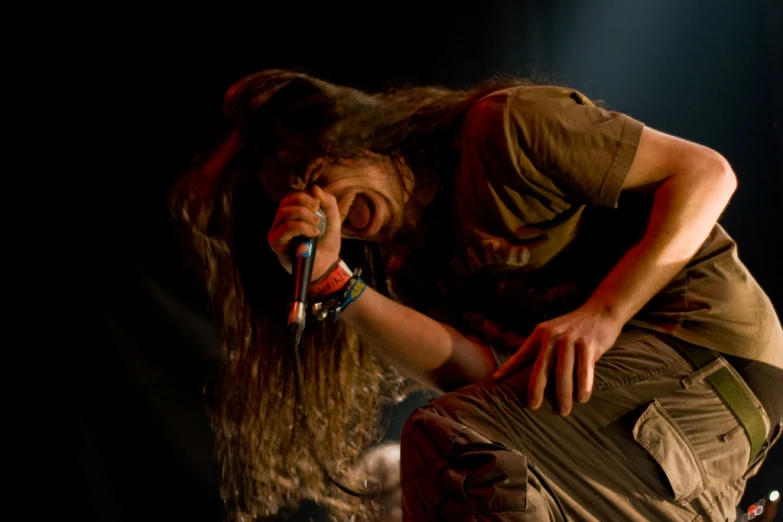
[315,208,327,237]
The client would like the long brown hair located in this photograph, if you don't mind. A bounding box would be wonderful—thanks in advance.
[169,69,530,520]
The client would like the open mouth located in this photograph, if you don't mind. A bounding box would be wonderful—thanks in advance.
[342,192,384,237]
[347,193,372,230]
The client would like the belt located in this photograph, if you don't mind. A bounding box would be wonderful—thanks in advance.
[669,338,768,465]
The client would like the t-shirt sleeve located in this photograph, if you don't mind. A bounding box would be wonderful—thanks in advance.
[464,87,644,208]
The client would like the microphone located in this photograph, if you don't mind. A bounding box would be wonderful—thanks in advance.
[288,208,327,346]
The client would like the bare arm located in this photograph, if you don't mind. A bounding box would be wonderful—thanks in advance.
[495,126,738,414]
[340,287,497,393]
[589,126,737,323]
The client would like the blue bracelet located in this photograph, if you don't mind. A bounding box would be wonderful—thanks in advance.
[332,276,366,319]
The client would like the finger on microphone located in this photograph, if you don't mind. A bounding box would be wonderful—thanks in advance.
[272,206,322,230]
[282,191,321,212]
[276,222,323,245]
[312,186,341,233]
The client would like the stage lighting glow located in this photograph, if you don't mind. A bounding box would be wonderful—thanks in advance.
[770,490,779,501]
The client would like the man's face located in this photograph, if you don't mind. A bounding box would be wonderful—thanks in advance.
[307,156,412,241]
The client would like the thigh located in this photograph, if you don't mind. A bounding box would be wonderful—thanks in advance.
[402,330,752,521]
[401,404,564,521]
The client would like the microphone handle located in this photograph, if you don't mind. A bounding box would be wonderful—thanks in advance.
[292,237,317,306]
[288,208,326,338]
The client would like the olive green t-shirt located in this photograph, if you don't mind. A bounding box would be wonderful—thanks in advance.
[409,86,783,371]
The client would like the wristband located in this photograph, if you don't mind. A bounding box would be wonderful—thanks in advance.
[310,259,353,301]
[332,276,366,319]
[311,269,366,321]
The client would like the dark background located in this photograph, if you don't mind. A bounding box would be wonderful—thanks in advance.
[75,1,782,520]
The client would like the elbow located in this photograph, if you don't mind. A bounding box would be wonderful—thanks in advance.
[712,151,738,199]
[425,364,490,394]
[678,148,737,204]
[426,342,497,393]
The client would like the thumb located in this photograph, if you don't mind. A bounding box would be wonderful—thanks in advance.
[492,335,540,381]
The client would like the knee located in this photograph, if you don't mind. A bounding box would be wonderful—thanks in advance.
[400,406,530,517]
[399,403,468,469]
[399,405,439,475]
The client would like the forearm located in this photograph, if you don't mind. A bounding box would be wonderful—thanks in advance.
[339,286,497,392]
[586,155,737,324]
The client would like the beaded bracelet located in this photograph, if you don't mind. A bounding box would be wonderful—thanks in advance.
[311,269,366,321]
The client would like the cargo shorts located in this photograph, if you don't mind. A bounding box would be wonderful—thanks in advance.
[400,329,780,521]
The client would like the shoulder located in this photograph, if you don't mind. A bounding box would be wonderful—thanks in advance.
[462,86,598,151]
[458,84,645,207]
[465,86,596,126]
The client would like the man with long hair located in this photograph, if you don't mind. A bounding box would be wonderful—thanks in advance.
[171,69,783,521]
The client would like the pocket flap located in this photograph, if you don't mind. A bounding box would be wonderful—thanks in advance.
[402,407,529,514]
[633,400,708,503]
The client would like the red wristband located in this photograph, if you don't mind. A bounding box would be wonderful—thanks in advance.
[310,259,353,300]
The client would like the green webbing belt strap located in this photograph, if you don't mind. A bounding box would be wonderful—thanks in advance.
[669,338,767,465]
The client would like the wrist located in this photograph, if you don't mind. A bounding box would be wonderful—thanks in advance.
[310,258,353,300]
[583,292,630,327]
[312,254,340,281]
[311,271,367,321]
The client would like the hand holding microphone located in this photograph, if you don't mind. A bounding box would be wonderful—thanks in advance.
[267,187,343,339]
[286,206,327,333]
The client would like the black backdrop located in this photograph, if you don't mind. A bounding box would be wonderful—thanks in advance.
[75,1,782,520]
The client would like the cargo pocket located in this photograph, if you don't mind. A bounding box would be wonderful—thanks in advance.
[632,400,708,504]
[401,406,528,518]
